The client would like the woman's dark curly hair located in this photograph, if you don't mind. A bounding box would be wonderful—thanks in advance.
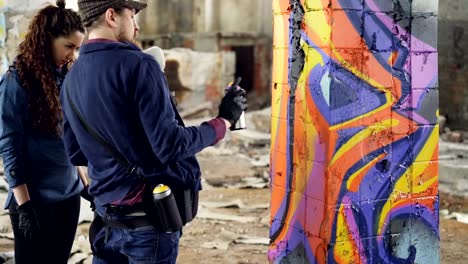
[15,0,84,136]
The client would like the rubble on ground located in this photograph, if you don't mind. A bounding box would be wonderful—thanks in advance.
[439,118,468,200]
[438,115,468,229]
[439,115,468,143]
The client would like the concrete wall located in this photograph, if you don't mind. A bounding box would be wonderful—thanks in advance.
[139,0,195,35]
[217,0,272,36]
[139,0,272,37]
[439,0,468,130]
[137,0,273,98]
[269,0,439,263]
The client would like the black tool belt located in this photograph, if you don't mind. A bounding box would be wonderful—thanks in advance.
[102,215,152,229]
[101,188,199,233]
[105,203,146,216]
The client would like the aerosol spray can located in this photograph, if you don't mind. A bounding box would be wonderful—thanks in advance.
[229,77,247,131]
[152,184,183,231]
[153,184,171,201]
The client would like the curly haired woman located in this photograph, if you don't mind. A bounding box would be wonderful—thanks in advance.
[0,1,86,263]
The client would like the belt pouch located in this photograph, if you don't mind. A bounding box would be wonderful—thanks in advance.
[174,189,199,224]
[151,191,183,231]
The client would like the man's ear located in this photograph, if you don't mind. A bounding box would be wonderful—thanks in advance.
[104,8,119,28]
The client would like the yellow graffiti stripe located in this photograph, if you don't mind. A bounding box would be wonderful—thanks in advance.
[272,1,282,13]
[303,8,331,46]
[301,41,327,81]
[334,205,359,263]
[303,120,321,176]
[378,126,438,234]
[347,153,386,192]
[271,90,282,150]
[388,52,395,65]
[413,174,437,195]
[414,126,438,162]
[330,119,395,166]
[271,45,287,150]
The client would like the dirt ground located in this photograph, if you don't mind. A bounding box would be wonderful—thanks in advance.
[175,152,271,264]
[437,192,468,264]
[177,188,270,264]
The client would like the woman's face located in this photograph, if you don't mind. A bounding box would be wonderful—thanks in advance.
[52,30,84,68]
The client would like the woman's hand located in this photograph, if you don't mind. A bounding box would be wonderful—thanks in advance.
[17,200,40,239]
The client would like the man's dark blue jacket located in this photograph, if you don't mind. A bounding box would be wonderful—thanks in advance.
[61,41,218,206]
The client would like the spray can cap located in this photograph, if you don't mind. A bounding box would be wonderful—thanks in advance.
[153,184,170,194]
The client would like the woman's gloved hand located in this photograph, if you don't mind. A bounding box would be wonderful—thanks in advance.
[17,200,40,239]
[81,185,95,211]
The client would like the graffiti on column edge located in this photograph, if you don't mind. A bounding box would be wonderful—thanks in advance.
[270,0,439,263]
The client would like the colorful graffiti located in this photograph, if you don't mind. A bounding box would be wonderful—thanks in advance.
[269,0,439,263]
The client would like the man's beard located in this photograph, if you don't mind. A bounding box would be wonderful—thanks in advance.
[117,30,136,43]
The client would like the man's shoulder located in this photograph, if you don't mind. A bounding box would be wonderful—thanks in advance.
[68,42,161,78]
[119,47,157,65]
[79,41,151,62]
[123,49,156,65]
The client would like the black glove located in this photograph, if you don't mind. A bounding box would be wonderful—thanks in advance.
[17,200,40,240]
[218,88,248,125]
[81,186,95,211]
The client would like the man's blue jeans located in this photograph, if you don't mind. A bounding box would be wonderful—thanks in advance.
[92,223,181,264]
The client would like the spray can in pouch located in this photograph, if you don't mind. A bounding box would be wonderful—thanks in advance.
[152,184,183,231]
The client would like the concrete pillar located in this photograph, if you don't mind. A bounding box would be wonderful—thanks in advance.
[204,0,219,32]
[269,0,439,263]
